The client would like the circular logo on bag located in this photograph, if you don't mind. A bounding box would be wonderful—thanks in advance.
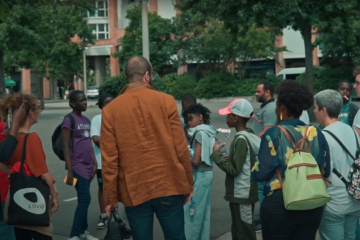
[13,188,46,215]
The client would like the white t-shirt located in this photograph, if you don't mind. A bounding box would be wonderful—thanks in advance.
[299,110,310,124]
[353,110,360,128]
[323,121,360,214]
[91,114,102,169]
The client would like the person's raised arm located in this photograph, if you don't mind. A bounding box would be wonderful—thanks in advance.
[0,103,26,162]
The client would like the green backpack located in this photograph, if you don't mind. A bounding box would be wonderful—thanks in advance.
[276,125,331,210]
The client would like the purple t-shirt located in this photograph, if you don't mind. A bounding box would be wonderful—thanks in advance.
[62,113,93,180]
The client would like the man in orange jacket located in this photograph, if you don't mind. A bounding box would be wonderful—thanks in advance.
[101,56,193,240]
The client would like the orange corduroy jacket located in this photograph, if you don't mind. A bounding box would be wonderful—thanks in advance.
[100,81,194,207]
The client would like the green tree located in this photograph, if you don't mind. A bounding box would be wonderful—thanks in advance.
[176,0,360,92]
[113,4,175,76]
[0,0,95,96]
[173,10,285,77]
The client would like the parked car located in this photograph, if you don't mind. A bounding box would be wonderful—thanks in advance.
[87,86,99,99]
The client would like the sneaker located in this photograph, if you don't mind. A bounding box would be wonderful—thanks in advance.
[96,215,108,229]
[254,218,262,233]
[68,237,80,240]
[79,231,99,240]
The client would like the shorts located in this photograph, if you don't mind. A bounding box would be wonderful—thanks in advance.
[97,169,103,191]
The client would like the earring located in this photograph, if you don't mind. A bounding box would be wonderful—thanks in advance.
[280,112,283,121]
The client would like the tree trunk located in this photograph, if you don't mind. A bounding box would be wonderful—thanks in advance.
[301,25,315,122]
[0,50,5,96]
[301,25,314,92]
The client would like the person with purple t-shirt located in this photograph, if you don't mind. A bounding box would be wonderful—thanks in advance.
[62,90,98,240]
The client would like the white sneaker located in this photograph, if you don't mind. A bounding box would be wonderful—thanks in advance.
[68,237,80,240]
[79,231,99,240]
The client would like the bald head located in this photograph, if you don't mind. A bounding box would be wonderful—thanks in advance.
[125,56,152,83]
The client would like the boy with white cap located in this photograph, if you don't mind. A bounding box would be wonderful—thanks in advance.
[211,99,260,240]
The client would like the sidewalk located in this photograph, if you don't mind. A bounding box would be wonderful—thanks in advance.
[215,231,321,240]
[44,100,98,110]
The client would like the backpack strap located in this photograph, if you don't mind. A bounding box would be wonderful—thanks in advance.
[19,134,29,173]
[66,113,75,152]
[277,125,311,153]
[322,130,357,160]
[322,129,357,186]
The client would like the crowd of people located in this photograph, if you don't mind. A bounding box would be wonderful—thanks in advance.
[0,56,360,240]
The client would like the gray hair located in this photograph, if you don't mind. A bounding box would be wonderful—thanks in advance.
[314,89,342,119]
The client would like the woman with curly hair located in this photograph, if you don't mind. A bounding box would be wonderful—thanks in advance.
[253,80,331,239]
[0,93,58,240]
[182,103,217,240]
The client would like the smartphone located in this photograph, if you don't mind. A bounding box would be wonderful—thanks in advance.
[64,176,78,186]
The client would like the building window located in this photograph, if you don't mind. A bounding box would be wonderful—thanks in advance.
[90,24,109,40]
[88,1,108,18]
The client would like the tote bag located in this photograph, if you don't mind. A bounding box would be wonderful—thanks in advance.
[7,134,50,226]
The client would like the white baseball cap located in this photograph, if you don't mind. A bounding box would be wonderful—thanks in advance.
[219,99,259,121]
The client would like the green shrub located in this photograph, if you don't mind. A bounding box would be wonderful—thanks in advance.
[296,66,353,93]
[195,71,239,98]
[99,72,127,97]
[154,73,178,94]
[167,74,197,99]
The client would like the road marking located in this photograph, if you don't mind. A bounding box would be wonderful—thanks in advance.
[64,197,77,202]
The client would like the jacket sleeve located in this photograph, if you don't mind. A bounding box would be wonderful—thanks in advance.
[0,134,18,162]
[100,108,119,205]
[211,138,248,177]
[253,130,280,182]
[167,98,194,190]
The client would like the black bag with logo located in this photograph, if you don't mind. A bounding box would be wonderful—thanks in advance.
[104,209,132,240]
[7,134,50,226]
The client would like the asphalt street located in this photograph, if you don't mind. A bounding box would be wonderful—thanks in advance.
[36,100,263,240]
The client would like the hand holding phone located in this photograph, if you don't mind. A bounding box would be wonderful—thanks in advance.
[64,175,77,186]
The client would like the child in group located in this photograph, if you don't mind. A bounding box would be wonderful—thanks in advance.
[211,99,260,240]
[182,103,217,240]
[90,94,114,229]
[62,90,98,240]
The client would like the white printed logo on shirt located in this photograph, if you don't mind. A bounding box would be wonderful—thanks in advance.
[84,130,90,138]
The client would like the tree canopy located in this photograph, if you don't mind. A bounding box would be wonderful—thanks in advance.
[113,5,175,76]
[176,0,360,91]
[0,0,95,94]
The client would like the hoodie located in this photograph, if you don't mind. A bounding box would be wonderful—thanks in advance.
[211,128,260,204]
[188,124,217,168]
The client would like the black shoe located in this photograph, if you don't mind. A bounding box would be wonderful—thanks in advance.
[254,218,262,233]
[96,215,108,229]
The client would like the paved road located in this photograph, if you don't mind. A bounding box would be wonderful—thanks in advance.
[40,100,259,240]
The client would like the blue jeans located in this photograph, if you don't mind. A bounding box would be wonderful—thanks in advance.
[184,171,213,240]
[0,203,15,240]
[70,171,91,238]
[125,195,186,240]
[319,209,360,240]
[258,182,265,206]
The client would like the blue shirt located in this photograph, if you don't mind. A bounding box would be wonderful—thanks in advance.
[253,119,331,196]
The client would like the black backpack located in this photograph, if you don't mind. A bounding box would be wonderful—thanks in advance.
[51,113,75,161]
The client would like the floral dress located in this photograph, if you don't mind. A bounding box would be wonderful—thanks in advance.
[253,119,331,196]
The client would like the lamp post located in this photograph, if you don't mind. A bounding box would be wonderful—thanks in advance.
[141,0,149,60]
[83,48,87,95]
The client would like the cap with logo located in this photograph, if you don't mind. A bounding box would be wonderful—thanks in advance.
[219,99,260,121]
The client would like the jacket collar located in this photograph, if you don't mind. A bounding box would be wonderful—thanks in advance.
[118,81,155,96]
